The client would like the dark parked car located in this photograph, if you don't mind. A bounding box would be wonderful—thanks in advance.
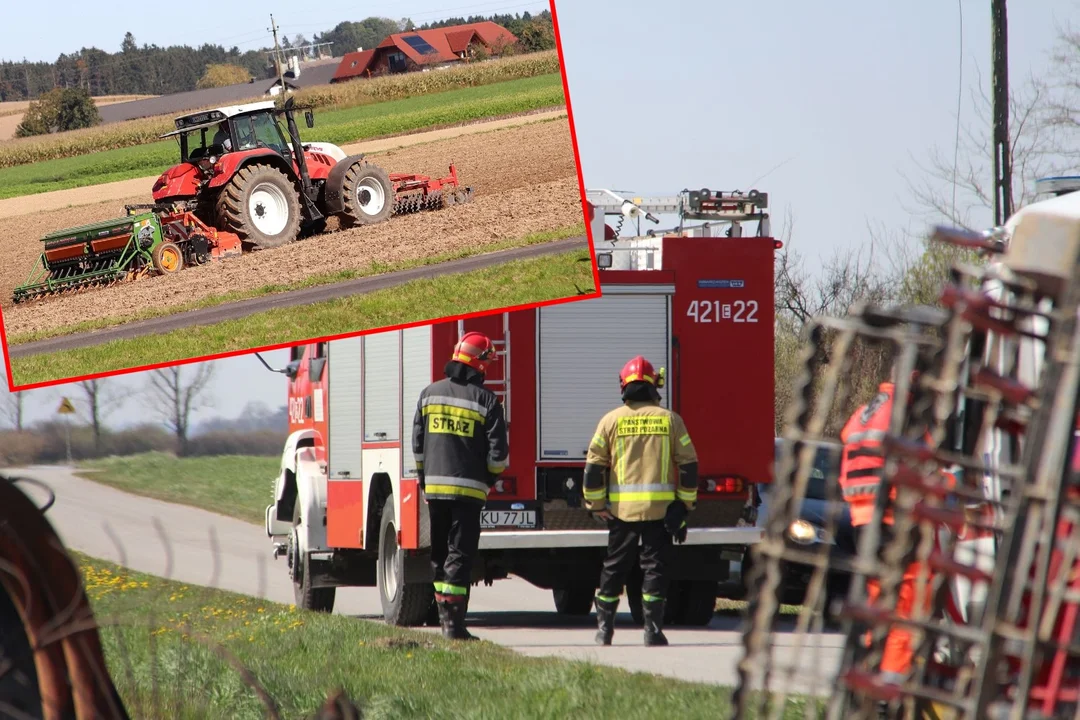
[722,439,856,619]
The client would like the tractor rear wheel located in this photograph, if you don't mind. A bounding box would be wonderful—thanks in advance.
[217,163,301,249]
[340,161,394,228]
[152,241,184,275]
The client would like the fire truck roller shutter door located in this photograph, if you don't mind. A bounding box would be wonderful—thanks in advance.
[328,336,364,481]
[402,326,433,479]
[363,332,401,443]
[538,293,671,461]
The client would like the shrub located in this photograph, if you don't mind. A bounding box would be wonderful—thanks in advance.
[184,430,287,457]
[15,87,101,137]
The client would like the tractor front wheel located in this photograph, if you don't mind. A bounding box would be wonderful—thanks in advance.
[217,163,301,249]
[152,241,184,275]
[340,161,394,228]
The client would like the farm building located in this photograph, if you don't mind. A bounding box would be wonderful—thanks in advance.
[331,21,517,83]
[96,56,339,125]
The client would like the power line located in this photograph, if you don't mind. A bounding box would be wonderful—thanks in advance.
[951,0,963,224]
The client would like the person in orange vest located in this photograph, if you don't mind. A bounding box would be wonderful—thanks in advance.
[838,362,943,688]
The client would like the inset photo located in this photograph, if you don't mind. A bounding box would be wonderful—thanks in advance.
[0,2,592,389]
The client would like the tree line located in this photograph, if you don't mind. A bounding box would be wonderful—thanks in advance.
[0,11,556,102]
[0,365,289,466]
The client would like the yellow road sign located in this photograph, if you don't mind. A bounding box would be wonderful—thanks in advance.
[57,397,76,415]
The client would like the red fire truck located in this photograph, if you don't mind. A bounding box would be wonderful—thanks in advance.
[263,187,777,628]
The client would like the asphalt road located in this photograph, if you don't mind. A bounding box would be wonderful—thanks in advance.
[10,465,843,694]
[8,237,590,359]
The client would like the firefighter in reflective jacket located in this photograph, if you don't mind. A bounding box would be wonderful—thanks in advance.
[839,365,946,686]
[584,355,699,647]
[412,331,509,641]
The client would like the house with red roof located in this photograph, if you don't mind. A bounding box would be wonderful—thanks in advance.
[331,21,518,83]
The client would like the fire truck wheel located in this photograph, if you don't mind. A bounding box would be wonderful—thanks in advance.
[292,505,336,613]
[216,163,302,249]
[377,495,433,626]
[339,161,394,228]
[676,580,718,626]
[552,586,594,615]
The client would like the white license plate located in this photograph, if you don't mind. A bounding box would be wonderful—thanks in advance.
[481,510,537,529]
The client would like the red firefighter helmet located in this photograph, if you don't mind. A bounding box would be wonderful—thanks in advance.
[452,332,497,374]
[619,355,665,390]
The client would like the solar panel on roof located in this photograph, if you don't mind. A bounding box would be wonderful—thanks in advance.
[402,34,438,55]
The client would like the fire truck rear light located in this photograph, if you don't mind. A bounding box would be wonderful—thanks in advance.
[700,476,745,494]
[493,476,517,495]
[774,240,784,249]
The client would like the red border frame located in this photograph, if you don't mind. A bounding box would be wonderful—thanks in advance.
[1,0,601,393]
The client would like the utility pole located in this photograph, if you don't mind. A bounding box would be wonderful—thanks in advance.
[991,0,1012,225]
[268,14,286,95]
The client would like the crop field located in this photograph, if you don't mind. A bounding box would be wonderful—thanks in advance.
[73,551,748,719]
[1,117,582,332]
[0,51,560,168]
[0,73,565,199]
[9,241,593,385]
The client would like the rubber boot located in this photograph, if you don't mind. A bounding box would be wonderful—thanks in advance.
[642,598,669,646]
[439,597,477,641]
[435,597,457,640]
[594,596,618,646]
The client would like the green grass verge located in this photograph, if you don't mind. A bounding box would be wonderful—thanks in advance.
[77,452,276,525]
[0,75,564,200]
[10,242,595,386]
[73,552,757,719]
[7,223,585,346]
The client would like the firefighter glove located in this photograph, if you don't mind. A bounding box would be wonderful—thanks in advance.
[665,501,689,544]
[417,470,425,492]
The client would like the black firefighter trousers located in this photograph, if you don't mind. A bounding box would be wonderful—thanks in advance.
[429,500,482,599]
[597,517,673,602]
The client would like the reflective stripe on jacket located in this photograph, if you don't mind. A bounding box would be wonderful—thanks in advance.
[584,401,698,522]
[412,367,508,504]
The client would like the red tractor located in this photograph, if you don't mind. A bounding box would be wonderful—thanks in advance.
[151,96,471,250]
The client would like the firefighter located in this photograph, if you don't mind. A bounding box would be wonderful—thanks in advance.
[838,361,943,690]
[584,355,699,647]
[411,331,509,641]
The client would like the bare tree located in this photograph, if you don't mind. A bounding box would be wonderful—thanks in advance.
[902,68,1066,232]
[146,364,216,456]
[77,379,130,452]
[0,381,26,431]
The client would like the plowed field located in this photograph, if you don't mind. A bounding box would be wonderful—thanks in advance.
[1,118,582,339]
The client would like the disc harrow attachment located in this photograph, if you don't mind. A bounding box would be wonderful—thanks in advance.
[734,212,1080,719]
[389,164,473,217]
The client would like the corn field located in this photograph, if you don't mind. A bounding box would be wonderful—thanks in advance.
[0,51,561,170]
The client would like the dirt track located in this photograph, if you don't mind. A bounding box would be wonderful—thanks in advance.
[0,118,583,338]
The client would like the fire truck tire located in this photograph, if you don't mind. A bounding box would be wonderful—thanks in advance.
[216,163,302,249]
[677,580,718,626]
[339,161,394,228]
[377,495,433,626]
[553,586,594,615]
[292,505,336,613]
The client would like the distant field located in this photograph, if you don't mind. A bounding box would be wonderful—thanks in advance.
[0,74,564,199]
[0,51,559,168]
[0,95,156,141]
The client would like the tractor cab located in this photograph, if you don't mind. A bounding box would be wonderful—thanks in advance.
[162,101,315,166]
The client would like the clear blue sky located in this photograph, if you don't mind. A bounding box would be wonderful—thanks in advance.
[3,0,1077,429]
